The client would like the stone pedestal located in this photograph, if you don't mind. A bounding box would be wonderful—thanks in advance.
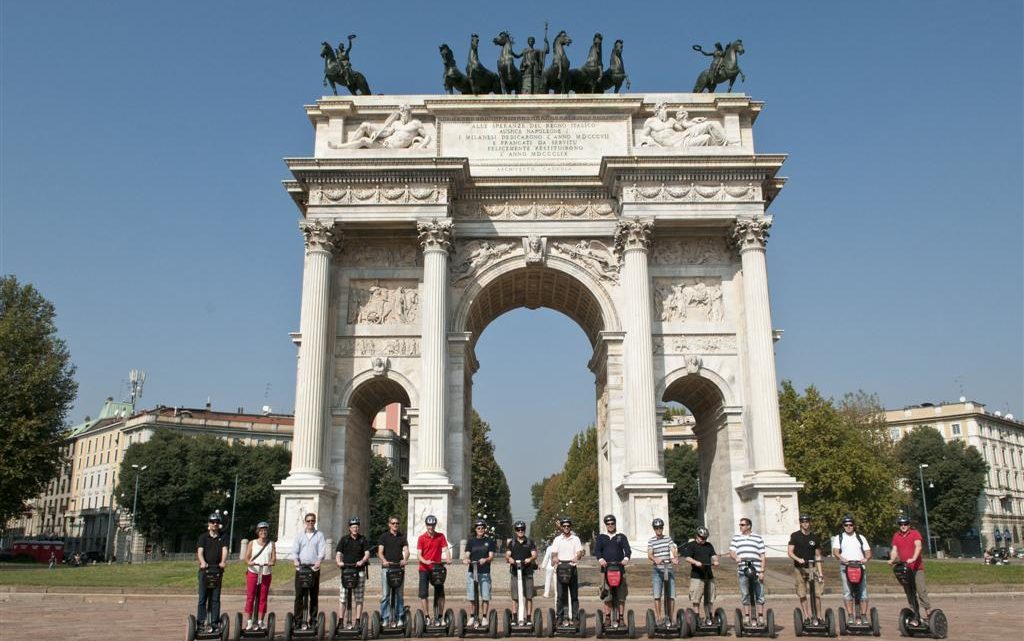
[404,483,456,559]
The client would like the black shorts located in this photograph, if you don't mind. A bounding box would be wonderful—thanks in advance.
[419,570,445,600]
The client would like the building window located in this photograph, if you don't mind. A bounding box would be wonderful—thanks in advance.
[890,427,901,441]
[952,423,961,436]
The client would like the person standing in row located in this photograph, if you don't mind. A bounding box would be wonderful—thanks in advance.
[730,517,767,628]
[832,514,872,623]
[196,512,229,633]
[680,526,718,617]
[647,518,677,624]
[595,514,631,626]
[505,520,538,623]
[335,516,371,629]
[889,515,932,625]
[293,512,326,631]
[550,517,584,624]
[378,515,409,626]
[787,514,823,624]
[417,515,450,623]
[463,519,496,626]
[242,521,277,631]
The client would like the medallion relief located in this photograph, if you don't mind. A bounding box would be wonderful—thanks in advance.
[347,279,420,325]
[653,277,724,322]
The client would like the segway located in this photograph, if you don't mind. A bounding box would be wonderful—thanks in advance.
[793,559,834,638]
[331,566,369,640]
[234,563,277,641]
[456,561,498,638]
[684,576,726,637]
[733,561,775,637]
[545,561,587,638]
[892,563,946,639]
[837,561,878,636]
[374,562,412,639]
[504,559,543,636]
[415,562,454,637]
[594,563,634,639]
[286,564,326,641]
[647,560,689,638]
[188,567,231,641]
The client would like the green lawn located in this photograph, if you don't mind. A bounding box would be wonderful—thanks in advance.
[0,561,293,589]
[903,559,1024,585]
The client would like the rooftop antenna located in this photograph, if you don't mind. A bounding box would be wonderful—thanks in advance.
[953,375,964,399]
[128,369,146,410]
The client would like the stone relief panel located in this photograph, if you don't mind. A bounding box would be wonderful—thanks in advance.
[636,104,735,148]
[549,239,620,283]
[310,184,445,206]
[328,105,434,150]
[449,240,519,287]
[347,280,420,325]
[653,334,737,355]
[451,199,617,221]
[338,240,422,268]
[335,338,421,357]
[651,237,732,266]
[764,494,796,535]
[653,277,724,322]
[622,182,760,203]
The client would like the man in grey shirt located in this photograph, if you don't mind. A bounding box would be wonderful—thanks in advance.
[292,512,326,629]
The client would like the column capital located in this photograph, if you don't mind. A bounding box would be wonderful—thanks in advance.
[299,219,340,253]
[730,216,772,252]
[417,219,454,253]
[613,217,654,255]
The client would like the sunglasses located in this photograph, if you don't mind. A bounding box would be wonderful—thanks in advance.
[739,522,750,527]
[515,527,525,531]
[844,524,855,527]
[305,520,316,524]
[389,521,399,525]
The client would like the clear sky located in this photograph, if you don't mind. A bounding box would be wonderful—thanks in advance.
[2,1,1021,520]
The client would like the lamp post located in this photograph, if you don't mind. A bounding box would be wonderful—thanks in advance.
[129,464,148,564]
[918,463,933,556]
[227,473,238,554]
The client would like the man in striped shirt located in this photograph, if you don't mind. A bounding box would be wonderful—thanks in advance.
[646,518,677,623]
[729,517,767,627]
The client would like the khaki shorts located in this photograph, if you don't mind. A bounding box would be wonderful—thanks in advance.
[510,572,535,601]
[688,578,716,605]
[600,573,628,603]
[792,567,822,599]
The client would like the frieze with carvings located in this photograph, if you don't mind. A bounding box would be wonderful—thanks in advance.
[451,200,617,221]
[622,182,760,203]
[653,277,724,322]
[450,240,519,286]
[653,335,737,354]
[335,337,421,357]
[347,279,420,325]
[310,184,445,206]
[549,239,620,283]
[339,240,422,267]
[650,237,732,266]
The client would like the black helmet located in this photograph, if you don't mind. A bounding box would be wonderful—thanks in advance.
[799,514,811,522]
[603,514,616,525]
[842,514,855,526]
[348,516,360,526]
[513,520,527,530]
[559,516,572,526]
[897,515,910,525]
[696,526,710,539]
[652,518,665,529]
[208,513,222,523]
[425,514,438,526]
[474,519,487,528]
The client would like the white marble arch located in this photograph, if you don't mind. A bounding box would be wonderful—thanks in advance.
[337,367,420,411]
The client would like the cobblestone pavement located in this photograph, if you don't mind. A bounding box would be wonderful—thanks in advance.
[1,591,1020,641]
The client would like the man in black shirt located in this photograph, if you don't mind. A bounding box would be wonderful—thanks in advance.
[196,513,229,632]
[505,520,537,623]
[787,514,824,622]
[594,514,631,625]
[377,515,409,625]
[679,526,719,615]
[336,516,371,626]
[463,519,496,626]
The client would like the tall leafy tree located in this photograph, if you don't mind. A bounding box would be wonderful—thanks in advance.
[368,454,406,541]
[530,473,562,541]
[470,410,513,539]
[894,426,987,549]
[529,426,599,543]
[664,445,700,538]
[0,276,78,526]
[779,381,904,542]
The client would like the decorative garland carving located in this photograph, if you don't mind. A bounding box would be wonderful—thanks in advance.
[310,184,444,206]
[451,200,617,221]
[623,182,760,203]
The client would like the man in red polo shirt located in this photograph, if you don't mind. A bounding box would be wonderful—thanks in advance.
[889,515,931,621]
[417,515,450,622]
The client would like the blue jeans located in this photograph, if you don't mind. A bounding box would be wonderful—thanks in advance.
[652,566,675,599]
[737,572,765,606]
[840,568,869,601]
[380,568,405,623]
[466,571,492,601]
[197,569,222,625]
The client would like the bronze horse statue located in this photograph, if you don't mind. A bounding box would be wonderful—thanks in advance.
[598,39,630,93]
[320,37,371,95]
[568,33,603,94]
[541,30,572,94]
[465,33,500,95]
[493,31,522,94]
[439,43,473,94]
[692,39,745,93]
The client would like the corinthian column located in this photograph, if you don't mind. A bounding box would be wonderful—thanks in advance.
[415,219,453,482]
[614,218,662,480]
[287,220,339,481]
[732,217,787,476]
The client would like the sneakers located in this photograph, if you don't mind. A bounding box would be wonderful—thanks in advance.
[757,617,765,627]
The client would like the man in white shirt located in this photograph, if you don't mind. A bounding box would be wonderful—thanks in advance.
[549,517,584,624]
[831,514,873,622]
[292,512,326,630]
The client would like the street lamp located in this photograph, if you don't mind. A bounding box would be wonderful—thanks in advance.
[226,474,238,555]
[129,464,148,564]
[918,464,933,556]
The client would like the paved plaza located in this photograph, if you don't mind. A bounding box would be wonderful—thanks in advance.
[2,590,1020,641]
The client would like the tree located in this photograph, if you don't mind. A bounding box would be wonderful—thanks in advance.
[894,426,987,549]
[530,473,562,541]
[368,454,406,541]
[529,426,599,543]
[779,381,904,542]
[664,445,700,538]
[0,276,78,526]
[470,410,513,539]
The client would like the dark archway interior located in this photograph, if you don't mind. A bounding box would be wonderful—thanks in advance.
[349,377,411,422]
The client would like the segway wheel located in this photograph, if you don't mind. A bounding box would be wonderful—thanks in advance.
[546,609,556,638]
[734,609,744,638]
[837,609,847,636]
[927,609,947,639]
[577,610,587,638]
[455,610,465,638]
[645,610,655,636]
[332,612,340,639]
[626,610,636,639]
[188,614,198,641]
[897,608,913,638]
[869,608,879,637]
[683,609,696,637]
[714,608,727,637]
[503,609,512,637]
[595,612,604,639]
[675,610,691,639]
[371,612,382,640]
[824,609,835,638]
[268,613,277,641]
[793,608,804,637]
[413,610,425,638]
[285,613,294,641]
[488,610,498,639]
[319,612,327,640]
[766,610,775,639]
[444,610,455,636]
[533,611,544,637]
[222,613,232,641]
[233,612,243,641]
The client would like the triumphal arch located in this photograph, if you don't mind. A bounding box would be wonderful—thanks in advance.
[275,93,803,553]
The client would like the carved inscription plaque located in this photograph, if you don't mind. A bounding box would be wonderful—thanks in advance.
[441,116,628,176]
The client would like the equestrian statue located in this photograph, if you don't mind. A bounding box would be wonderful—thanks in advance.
[321,35,371,95]
[692,40,745,93]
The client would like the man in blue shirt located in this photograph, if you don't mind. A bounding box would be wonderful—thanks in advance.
[595,514,631,626]
[292,512,326,630]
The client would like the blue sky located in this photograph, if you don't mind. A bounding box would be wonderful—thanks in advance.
[2,1,1021,520]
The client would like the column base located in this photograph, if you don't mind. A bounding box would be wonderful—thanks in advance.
[736,474,804,557]
[274,479,338,558]
[404,482,457,559]
[616,477,674,548]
